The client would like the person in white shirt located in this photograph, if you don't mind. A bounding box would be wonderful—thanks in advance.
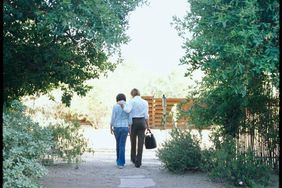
[119,88,149,168]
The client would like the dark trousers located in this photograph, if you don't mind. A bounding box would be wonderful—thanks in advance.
[130,118,146,166]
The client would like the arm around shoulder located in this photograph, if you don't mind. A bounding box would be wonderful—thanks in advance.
[123,100,133,113]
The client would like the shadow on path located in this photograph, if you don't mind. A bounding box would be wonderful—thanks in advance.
[40,149,225,188]
[39,128,279,188]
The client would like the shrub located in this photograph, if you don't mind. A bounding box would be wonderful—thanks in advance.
[3,101,53,188]
[235,149,272,187]
[22,97,95,164]
[157,128,202,173]
[46,121,95,164]
[202,136,272,187]
[3,100,95,187]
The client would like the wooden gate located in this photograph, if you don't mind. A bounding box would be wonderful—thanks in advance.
[141,96,193,128]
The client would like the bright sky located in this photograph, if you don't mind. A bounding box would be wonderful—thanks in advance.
[121,0,190,76]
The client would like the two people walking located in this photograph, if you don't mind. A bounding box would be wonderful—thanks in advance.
[110,88,149,169]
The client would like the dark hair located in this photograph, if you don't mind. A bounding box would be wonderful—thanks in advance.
[130,88,140,97]
[116,93,126,102]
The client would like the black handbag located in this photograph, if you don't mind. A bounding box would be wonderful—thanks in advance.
[145,129,157,149]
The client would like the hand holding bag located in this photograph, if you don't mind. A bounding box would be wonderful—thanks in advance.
[145,129,157,149]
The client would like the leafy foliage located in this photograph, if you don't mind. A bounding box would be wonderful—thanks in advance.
[3,101,52,188]
[21,97,95,162]
[47,121,95,164]
[173,0,279,169]
[201,136,272,187]
[4,100,95,187]
[174,0,279,89]
[3,0,145,105]
[157,128,202,173]
[174,0,279,133]
[157,127,273,187]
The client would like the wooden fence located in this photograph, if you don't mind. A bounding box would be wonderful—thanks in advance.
[141,96,193,128]
[142,96,279,169]
[238,131,280,169]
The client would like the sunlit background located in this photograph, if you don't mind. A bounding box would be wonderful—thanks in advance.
[23,0,204,128]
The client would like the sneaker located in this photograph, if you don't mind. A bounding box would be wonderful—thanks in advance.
[118,165,124,169]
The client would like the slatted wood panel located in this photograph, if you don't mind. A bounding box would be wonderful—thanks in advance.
[142,96,154,126]
[238,132,279,169]
[142,96,193,128]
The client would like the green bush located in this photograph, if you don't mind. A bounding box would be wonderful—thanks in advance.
[202,136,272,187]
[22,97,95,164]
[3,100,95,187]
[157,127,273,187]
[47,121,94,164]
[3,101,52,188]
[157,128,202,173]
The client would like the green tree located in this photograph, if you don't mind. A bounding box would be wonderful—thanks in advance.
[4,0,145,106]
[174,0,279,135]
[174,0,279,167]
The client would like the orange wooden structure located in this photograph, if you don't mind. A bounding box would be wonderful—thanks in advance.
[141,96,193,128]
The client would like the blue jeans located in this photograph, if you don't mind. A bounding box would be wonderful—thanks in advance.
[114,127,129,166]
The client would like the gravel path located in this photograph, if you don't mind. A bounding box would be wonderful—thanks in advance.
[39,127,279,188]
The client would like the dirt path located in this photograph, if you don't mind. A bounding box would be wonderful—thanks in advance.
[39,127,279,188]
[39,150,225,188]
